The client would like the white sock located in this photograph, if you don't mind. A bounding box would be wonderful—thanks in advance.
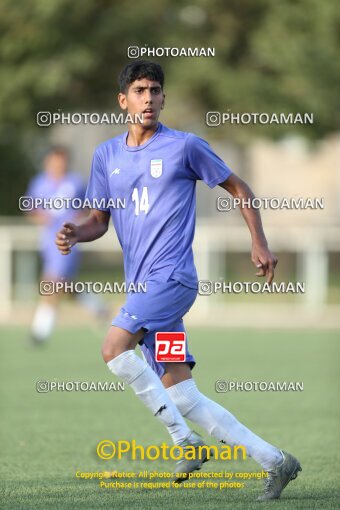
[107,350,192,445]
[31,303,57,341]
[167,379,283,470]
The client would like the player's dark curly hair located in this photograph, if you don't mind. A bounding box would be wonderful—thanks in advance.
[119,61,164,93]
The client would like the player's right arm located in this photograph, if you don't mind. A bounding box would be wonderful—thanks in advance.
[55,209,110,255]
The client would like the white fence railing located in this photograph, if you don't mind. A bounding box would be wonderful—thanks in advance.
[1,221,339,321]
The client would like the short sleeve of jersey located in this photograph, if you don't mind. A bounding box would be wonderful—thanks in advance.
[184,133,233,188]
[85,149,109,211]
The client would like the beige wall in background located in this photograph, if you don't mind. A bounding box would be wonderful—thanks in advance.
[248,135,339,226]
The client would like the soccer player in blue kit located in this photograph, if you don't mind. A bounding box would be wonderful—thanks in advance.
[56,61,301,501]
[27,147,85,343]
[27,147,108,343]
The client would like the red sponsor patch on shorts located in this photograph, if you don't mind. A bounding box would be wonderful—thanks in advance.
[155,332,186,362]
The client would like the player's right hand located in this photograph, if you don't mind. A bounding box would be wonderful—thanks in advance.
[55,222,79,255]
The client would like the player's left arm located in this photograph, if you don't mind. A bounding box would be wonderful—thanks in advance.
[219,174,278,284]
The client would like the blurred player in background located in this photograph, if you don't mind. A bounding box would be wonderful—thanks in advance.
[55,61,301,501]
[27,146,107,344]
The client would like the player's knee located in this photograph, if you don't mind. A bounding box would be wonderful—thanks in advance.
[102,341,118,362]
[101,327,143,363]
[101,337,130,362]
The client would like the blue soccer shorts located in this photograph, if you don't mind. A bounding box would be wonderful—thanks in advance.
[41,245,80,280]
[112,279,197,378]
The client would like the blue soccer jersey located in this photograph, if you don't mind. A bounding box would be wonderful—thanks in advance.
[85,123,232,289]
[27,172,85,278]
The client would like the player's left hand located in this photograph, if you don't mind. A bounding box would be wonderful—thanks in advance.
[251,243,278,284]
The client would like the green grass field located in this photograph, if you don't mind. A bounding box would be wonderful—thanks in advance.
[1,326,339,509]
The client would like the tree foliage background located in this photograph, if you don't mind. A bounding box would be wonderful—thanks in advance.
[0,0,339,213]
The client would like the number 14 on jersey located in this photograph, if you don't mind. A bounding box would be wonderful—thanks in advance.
[132,187,150,215]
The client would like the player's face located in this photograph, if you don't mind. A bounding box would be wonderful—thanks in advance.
[44,154,68,179]
[118,79,165,128]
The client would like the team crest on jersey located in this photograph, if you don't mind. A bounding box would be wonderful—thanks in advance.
[150,159,162,178]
